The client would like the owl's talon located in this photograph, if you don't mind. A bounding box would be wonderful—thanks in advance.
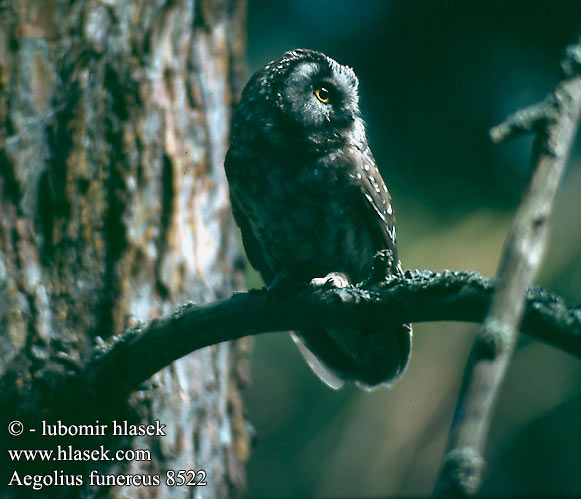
[310,272,350,290]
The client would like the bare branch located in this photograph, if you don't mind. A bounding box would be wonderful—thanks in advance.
[489,101,552,143]
[435,39,581,497]
[84,270,580,403]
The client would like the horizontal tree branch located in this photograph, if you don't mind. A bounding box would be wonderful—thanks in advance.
[84,270,580,402]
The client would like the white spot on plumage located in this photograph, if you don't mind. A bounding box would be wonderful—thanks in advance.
[386,203,392,215]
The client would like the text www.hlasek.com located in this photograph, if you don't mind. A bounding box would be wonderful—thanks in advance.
[9,446,151,463]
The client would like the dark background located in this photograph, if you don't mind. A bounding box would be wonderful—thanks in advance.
[242,1,581,496]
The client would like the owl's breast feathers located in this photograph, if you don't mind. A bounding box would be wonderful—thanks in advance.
[225,140,399,285]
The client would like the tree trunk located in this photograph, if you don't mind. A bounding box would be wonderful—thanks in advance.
[0,0,249,497]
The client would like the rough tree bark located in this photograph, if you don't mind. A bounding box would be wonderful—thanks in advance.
[0,0,249,497]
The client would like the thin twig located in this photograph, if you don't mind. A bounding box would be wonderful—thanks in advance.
[83,270,580,403]
[434,39,581,497]
[489,101,552,143]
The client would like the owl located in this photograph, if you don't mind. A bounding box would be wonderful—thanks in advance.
[225,49,411,389]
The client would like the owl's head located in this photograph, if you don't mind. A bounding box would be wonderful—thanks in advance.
[272,49,360,129]
[236,49,362,152]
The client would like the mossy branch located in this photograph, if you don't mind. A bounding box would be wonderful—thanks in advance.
[84,269,580,403]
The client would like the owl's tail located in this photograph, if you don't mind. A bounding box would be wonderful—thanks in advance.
[292,323,412,390]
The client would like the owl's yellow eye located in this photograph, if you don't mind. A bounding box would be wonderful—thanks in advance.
[315,87,330,103]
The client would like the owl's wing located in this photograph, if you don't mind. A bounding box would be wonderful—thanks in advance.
[353,146,400,272]
[225,153,276,284]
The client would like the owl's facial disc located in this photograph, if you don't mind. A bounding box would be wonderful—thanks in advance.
[281,60,359,134]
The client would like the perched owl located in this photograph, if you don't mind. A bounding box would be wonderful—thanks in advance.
[225,49,411,390]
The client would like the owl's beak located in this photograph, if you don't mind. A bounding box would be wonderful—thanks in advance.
[334,110,356,128]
